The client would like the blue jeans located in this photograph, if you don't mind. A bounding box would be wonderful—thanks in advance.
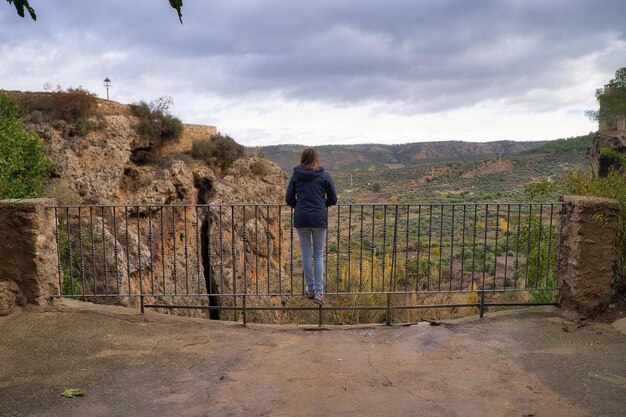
[297,228,326,295]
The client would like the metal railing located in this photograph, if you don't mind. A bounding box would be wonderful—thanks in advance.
[50,202,564,324]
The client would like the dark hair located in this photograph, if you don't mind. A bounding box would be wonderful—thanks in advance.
[300,147,320,170]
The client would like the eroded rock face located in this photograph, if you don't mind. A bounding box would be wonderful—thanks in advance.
[14,96,288,318]
[591,131,626,178]
[0,281,18,316]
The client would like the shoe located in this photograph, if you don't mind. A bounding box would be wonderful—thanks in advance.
[304,288,314,299]
[312,293,325,305]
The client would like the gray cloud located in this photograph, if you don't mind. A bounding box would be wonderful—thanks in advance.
[1,0,625,114]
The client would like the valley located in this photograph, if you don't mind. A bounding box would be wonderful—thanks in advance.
[256,135,593,204]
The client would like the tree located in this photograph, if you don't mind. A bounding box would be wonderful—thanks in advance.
[6,0,184,24]
[586,67,626,123]
[612,67,626,89]
[0,92,57,198]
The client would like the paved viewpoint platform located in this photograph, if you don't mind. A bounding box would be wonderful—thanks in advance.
[1,300,625,417]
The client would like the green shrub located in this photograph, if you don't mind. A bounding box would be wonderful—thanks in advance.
[250,159,271,176]
[0,93,57,198]
[190,133,245,171]
[55,87,97,122]
[13,87,99,136]
[131,96,183,146]
[190,138,215,160]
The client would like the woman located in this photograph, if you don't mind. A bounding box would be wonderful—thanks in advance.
[285,148,337,305]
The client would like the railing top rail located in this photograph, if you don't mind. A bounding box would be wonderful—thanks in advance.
[46,201,565,209]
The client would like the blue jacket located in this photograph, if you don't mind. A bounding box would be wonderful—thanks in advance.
[285,165,338,228]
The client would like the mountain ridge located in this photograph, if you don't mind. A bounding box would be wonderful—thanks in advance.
[250,140,547,171]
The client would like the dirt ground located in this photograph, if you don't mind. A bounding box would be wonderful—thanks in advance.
[1,300,626,417]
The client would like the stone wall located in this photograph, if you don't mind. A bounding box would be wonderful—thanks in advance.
[557,196,620,318]
[598,114,625,132]
[0,199,59,315]
[161,123,218,154]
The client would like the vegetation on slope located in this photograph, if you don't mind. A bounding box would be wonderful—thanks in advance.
[0,92,57,198]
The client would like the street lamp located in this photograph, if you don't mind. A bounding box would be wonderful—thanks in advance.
[103,77,112,100]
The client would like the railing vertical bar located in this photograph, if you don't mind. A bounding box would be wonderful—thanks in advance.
[525,204,533,288]
[347,205,352,293]
[449,205,455,292]
[391,205,399,292]
[460,205,467,291]
[124,206,131,300]
[336,205,341,293]
[66,207,74,296]
[219,206,225,295]
[471,204,478,290]
[255,205,259,295]
[54,207,63,296]
[290,206,294,295]
[381,205,387,292]
[231,205,237,314]
[514,205,522,289]
[370,206,375,293]
[136,206,144,313]
[359,205,364,293]
[278,205,282,295]
[416,205,422,292]
[242,206,248,299]
[172,206,178,295]
[535,204,544,289]
[427,205,433,291]
[113,207,120,294]
[326,207,329,289]
[266,206,271,294]
[404,205,410,293]
[386,293,391,326]
[160,206,166,294]
[101,207,109,296]
[90,207,97,296]
[195,206,201,294]
[482,204,489,291]
[493,204,500,290]
[78,207,86,296]
[503,205,511,290]
[184,207,189,295]
[206,206,213,294]
[148,207,154,295]
[438,204,444,291]
[545,204,554,289]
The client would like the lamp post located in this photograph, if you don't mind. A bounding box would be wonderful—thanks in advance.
[103,77,112,100]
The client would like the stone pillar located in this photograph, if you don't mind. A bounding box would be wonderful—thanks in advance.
[557,196,620,318]
[0,199,58,315]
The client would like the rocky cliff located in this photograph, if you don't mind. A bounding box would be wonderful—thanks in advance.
[14,92,289,319]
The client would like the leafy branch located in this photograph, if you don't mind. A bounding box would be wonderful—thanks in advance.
[7,0,184,24]
[6,0,35,20]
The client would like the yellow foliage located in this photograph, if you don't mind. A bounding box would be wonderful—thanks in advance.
[498,217,509,232]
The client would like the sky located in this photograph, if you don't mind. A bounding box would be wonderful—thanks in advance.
[1,0,625,146]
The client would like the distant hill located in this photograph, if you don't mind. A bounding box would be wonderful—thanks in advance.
[251,140,546,172]
[520,134,593,155]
